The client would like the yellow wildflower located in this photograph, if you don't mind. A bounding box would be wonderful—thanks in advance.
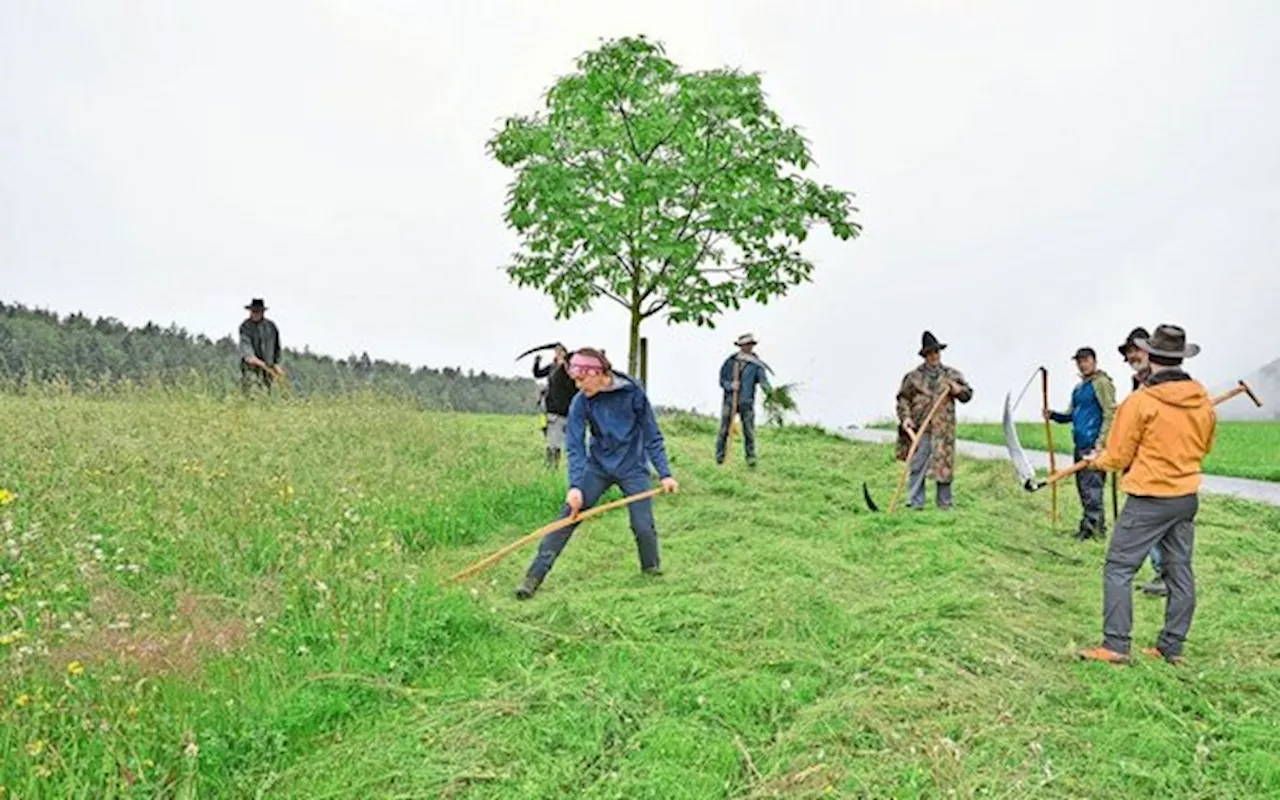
[0,630,25,646]
[15,694,31,708]
[26,739,44,756]
[0,488,14,506]
[66,660,85,677]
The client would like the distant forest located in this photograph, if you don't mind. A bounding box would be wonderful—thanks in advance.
[0,299,539,414]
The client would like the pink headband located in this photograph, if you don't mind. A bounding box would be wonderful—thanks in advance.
[568,352,606,377]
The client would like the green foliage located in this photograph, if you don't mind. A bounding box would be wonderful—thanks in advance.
[0,299,538,413]
[3,393,1279,796]
[762,381,800,426]
[486,35,860,372]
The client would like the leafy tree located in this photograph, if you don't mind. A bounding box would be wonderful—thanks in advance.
[486,35,861,375]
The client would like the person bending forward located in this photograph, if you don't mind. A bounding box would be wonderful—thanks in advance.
[516,348,679,599]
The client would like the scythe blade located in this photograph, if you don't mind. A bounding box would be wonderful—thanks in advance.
[862,481,880,512]
[515,341,563,361]
[1003,391,1044,492]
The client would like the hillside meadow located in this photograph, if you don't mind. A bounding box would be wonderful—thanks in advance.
[2,391,1279,798]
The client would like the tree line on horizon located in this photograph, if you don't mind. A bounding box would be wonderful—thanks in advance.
[0,299,539,414]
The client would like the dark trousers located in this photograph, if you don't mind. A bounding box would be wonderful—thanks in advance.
[1074,447,1106,533]
[716,401,756,462]
[1102,494,1198,656]
[525,465,660,581]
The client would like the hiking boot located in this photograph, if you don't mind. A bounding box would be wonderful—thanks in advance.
[514,575,541,600]
[1077,646,1131,664]
[1141,578,1168,596]
[1141,647,1185,666]
[747,458,757,469]
[642,566,663,577]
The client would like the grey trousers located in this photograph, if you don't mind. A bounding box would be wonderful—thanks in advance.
[907,433,952,509]
[1102,494,1199,656]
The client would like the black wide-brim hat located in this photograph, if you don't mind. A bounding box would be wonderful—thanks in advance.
[918,330,947,356]
[1135,324,1200,359]
[245,298,267,310]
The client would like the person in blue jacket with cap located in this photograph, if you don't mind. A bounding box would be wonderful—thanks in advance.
[1045,346,1117,540]
[516,348,679,599]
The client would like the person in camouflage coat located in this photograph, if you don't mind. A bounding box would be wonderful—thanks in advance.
[895,331,974,510]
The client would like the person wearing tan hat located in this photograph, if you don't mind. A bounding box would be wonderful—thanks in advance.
[1079,324,1216,666]
[715,333,772,467]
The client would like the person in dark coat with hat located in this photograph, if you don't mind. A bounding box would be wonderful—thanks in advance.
[895,331,974,509]
[238,298,282,395]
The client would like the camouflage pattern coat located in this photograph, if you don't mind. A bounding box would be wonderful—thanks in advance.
[895,364,974,482]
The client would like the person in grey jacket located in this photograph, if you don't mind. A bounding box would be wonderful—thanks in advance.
[715,333,772,467]
[238,298,282,395]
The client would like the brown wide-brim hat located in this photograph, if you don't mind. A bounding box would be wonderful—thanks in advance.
[1135,324,1200,359]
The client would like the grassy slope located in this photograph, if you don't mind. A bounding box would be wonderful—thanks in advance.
[2,395,1279,798]
[949,422,1280,483]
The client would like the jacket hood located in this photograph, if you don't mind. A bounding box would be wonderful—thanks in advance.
[1145,371,1211,409]
[596,372,640,395]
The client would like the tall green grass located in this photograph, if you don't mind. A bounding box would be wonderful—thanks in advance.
[2,392,1279,797]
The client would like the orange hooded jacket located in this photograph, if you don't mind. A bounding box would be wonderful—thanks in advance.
[1094,371,1217,497]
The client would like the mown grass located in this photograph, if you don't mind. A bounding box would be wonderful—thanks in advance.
[2,392,1280,798]
[950,422,1280,483]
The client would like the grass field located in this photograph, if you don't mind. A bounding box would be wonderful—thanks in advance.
[949,422,1280,483]
[3,392,1280,797]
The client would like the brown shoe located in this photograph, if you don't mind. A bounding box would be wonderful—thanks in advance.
[1141,647,1185,666]
[1077,646,1131,664]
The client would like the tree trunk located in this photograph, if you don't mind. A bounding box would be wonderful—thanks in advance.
[627,306,642,377]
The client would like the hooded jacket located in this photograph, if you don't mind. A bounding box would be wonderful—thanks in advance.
[1049,369,1117,451]
[1094,370,1217,497]
[565,372,672,489]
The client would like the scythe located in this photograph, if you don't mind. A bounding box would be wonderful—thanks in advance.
[515,342,564,361]
[1004,391,1093,491]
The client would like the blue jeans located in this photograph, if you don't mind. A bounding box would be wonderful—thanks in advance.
[526,465,660,581]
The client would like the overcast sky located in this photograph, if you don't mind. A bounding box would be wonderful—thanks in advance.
[3,0,1277,426]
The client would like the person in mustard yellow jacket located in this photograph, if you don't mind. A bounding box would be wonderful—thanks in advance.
[1077,325,1216,666]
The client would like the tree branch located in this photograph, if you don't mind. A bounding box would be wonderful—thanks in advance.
[595,281,629,309]
[640,298,669,319]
